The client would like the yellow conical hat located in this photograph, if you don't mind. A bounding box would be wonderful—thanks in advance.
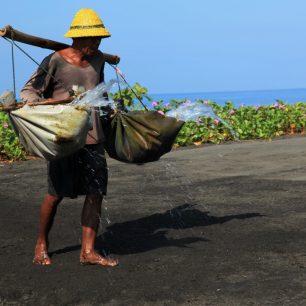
[64,8,111,38]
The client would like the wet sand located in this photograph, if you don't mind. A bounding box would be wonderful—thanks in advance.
[0,136,306,305]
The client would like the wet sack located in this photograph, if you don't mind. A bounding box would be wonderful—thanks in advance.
[104,110,184,163]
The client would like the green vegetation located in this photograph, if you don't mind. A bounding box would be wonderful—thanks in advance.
[0,83,305,161]
[110,82,152,108]
[0,112,26,161]
[150,99,306,146]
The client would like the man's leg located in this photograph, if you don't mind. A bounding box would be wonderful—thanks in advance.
[80,194,118,267]
[33,193,62,265]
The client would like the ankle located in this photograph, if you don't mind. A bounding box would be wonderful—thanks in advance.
[81,248,95,255]
[36,239,48,248]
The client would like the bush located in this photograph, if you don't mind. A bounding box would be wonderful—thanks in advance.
[150,99,306,146]
[0,112,26,161]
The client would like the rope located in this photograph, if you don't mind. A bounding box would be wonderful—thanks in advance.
[2,36,74,97]
[10,33,17,100]
[108,63,148,111]
[115,64,123,101]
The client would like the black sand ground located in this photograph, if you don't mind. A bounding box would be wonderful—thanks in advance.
[0,136,306,306]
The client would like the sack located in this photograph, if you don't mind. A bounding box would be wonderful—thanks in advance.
[104,110,184,163]
[9,104,91,160]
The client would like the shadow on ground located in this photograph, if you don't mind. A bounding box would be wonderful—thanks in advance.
[50,204,262,256]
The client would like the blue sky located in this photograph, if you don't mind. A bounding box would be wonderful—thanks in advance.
[1,0,306,96]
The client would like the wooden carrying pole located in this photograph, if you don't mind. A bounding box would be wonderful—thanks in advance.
[0,25,120,64]
[0,97,75,112]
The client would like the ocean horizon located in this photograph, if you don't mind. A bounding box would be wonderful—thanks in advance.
[148,88,306,107]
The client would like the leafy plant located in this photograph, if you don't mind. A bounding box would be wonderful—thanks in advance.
[0,112,25,161]
[150,98,306,146]
[110,82,152,108]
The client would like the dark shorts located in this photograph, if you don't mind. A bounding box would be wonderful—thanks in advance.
[47,143,108,198]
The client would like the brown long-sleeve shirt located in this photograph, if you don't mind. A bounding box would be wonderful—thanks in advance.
[20,51,105,145]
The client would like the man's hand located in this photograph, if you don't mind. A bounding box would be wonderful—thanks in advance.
[104,53,120,65]
[113,55,120,64]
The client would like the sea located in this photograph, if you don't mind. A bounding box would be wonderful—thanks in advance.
[147,88,306,108]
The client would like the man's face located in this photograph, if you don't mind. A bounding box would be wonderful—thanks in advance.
[77,37,102,56]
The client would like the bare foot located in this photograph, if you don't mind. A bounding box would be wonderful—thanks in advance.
[33,242,51,265]
[80,250,118,267]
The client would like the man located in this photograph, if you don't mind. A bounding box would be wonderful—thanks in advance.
[21,8,119,267]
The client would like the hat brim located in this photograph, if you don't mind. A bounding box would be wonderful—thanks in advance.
[64,28,111,38]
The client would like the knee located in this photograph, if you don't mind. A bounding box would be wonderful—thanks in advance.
[86,194,103,205]
[44,193,62,207]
